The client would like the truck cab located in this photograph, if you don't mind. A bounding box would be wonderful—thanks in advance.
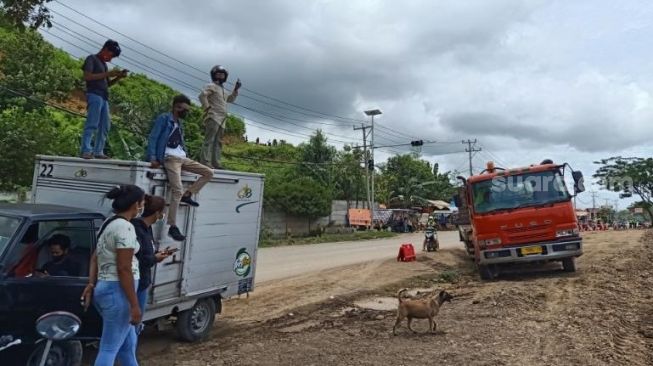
[455,160,585,279]
[0,204,104,363]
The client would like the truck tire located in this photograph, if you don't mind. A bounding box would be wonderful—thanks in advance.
[176,299,216,342]
[26,340,82,366]
[478,264,495,280]
[562,257,576,272]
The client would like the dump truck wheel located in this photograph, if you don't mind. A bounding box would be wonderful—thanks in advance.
[478,264,495,280]
[562,257,576,272]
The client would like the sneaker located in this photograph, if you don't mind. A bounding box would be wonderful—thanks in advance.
[95,154,111,160]
[168,226,186,241]
[181,194,199,207]
[81,153,93,159]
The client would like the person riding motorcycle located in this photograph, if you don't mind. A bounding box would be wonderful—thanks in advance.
[423,224,438,251]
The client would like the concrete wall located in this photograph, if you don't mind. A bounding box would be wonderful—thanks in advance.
[262,200,351,237]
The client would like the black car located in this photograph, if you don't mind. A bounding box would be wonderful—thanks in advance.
[0,203,104,365]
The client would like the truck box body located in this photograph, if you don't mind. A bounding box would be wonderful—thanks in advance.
[30,155,263,320]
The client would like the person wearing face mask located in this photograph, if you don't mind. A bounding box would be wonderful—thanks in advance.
[198,65,242,169]
[146,95,214,241]
[37,234,81,277]
[80,39,129,160]
[81,184,144,366]
[131,195,173,319]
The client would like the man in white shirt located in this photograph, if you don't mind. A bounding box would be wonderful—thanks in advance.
[146,95,213,241]
[198,65,242,169]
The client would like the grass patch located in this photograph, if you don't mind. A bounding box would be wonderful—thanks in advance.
[260,230,398,248]
[437,269,462,283]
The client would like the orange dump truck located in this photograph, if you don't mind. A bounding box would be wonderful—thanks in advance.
[454,160,586,280]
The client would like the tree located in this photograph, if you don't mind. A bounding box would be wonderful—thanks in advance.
[333,146,366,207]
[266,175,332,227]
[296,130,337,188]
[0,107,77,190]
[0,0,52,29]
[377,154,456,207]
[0,27,80,108]
[594,157,653,219]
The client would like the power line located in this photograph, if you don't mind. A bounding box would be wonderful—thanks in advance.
[51,1,374,125]
[0,84,86,118]
[42,28,367,146]
[49,1,434,146]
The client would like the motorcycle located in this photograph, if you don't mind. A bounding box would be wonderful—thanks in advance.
[423,227,439,252]
[1,311,82,366]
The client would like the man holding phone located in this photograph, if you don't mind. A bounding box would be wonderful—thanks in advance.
[198,65,241,169]
[80,39,129,159]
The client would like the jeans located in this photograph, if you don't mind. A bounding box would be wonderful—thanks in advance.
[81,93,111,155]
[93,280,139,366]
[137,287,148,319]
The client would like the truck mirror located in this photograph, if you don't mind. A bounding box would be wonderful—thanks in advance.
[572,171,585,194]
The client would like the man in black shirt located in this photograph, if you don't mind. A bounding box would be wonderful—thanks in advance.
[80,39,128,159]
[39,234,81,277]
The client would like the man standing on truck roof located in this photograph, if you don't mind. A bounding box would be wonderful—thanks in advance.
[147,95,214,241]
[80,39,129,159]
[198,65,241,169]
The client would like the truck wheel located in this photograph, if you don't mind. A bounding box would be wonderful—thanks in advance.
[478,264,495,280]
[562,257,576,272]
[26,340,82,366]
[176,299,216,342]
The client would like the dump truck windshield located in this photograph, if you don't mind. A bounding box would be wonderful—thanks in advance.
[472,170,571,214]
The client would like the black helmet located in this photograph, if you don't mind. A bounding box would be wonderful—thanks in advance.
[210,65,228,83]
[103,39,121,57]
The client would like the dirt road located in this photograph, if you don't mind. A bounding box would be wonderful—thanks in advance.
[142,230,652,366]
[256,231,460,283]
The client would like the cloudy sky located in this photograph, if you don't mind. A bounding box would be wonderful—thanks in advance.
[41,0,653,208]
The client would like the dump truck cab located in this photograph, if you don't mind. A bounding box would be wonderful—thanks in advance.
[455,160,585,279]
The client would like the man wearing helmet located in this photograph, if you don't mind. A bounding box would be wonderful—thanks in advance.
[80,39,129,159]
[198,65,242,169]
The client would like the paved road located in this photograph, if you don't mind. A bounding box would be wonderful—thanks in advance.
[255,230,461,283]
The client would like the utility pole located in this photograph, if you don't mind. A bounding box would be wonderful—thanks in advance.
[364,109,382,228]
[462,139,482,176]
[589,191,598,220]
[354,124,371,210]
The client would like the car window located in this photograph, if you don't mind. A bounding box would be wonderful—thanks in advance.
[4,220,95,278]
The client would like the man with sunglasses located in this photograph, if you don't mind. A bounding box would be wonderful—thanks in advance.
[146,95,214,241]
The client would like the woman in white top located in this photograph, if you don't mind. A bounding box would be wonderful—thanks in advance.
[84,185,144,366]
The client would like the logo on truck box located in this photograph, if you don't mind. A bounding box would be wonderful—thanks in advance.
[233,248,252,277]
[236,184,258,213]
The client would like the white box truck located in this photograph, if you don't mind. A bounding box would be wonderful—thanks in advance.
[28,155,264,341]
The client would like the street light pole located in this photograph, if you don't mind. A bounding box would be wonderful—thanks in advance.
[365,109,382,229]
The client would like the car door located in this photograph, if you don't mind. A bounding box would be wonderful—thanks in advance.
[0,218,102,342]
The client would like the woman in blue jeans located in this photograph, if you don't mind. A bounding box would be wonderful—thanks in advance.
[82,185,144,366]
[132,195,171,319]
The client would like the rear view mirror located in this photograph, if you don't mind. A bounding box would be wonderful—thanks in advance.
[35,311,81,366]
[36,311,80,341]
[572,171,585,194]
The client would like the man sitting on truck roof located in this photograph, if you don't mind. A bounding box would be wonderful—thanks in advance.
[147,95,214,242]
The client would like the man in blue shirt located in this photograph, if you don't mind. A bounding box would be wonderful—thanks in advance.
[80,39,128,159]
[146,95,214,241]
